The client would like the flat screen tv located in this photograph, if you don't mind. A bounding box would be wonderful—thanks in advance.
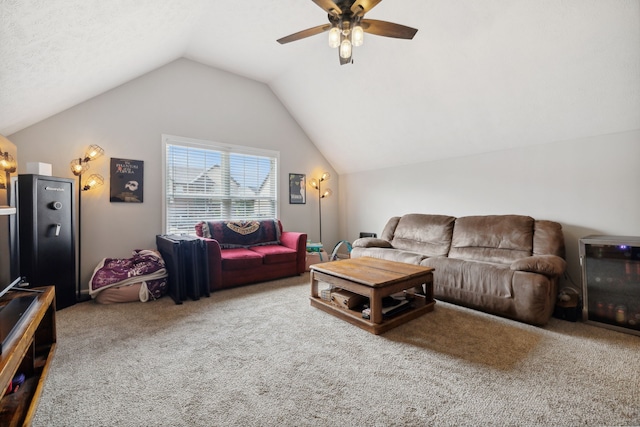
[0,138,23,300]
[0,206,20,298]
[0,196,37,354]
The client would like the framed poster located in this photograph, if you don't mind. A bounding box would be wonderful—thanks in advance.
[110,158,143,203]
[289,173,306,204]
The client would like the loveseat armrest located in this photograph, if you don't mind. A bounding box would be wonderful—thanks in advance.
[352,237,393,249]
[280,231,308,274]
[510,255,566,277]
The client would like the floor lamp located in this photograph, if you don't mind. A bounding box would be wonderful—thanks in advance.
[70,145,104,300]
[309,172,332,244]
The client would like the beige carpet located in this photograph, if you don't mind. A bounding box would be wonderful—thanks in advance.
[33,273,640,426]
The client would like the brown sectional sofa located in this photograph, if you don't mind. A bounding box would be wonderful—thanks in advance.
[195,219,307,291]
[351,214,566,325]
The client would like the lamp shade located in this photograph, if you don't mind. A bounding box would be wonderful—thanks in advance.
[85,144,104,162]
[328,27,341,48]
[70,158,90,176]
[0,153,16,173]
[83,174,104,191]
[339,39,352,59]
[352,25,364,46]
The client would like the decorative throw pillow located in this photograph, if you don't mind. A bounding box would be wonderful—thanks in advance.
[195,221,208,238]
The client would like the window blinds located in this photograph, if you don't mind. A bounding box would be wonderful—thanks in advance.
[163,136,278,235]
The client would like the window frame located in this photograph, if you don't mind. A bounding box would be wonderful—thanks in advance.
[161,134,280,235]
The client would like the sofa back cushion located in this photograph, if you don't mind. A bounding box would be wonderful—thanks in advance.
[390,214,456,257]
[533,220,565,258]
[195,219,282,249]
[380,217,401,241]
[448,215,534,263]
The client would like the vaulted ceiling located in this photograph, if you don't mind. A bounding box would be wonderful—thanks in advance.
[2,0,638,174]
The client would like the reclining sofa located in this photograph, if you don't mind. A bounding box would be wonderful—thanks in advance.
[351,214,566,325]
[195,219,307,291]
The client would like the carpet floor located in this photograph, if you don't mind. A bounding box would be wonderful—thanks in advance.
[33,273,640,426]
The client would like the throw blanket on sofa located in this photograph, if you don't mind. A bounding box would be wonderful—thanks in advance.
[89,249,168,302]
[198,219,281,248]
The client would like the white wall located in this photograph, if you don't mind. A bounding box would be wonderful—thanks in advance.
[339,130,640,288]
[9,56,638,296]
[9,58,339,291]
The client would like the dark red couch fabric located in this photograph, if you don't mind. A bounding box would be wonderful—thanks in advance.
[196,219,307,290]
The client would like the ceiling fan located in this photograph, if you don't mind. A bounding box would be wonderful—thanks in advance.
[277,0,418,65]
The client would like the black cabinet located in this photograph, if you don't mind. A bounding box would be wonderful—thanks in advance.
[17,175,76,309]
[579,235,640,336]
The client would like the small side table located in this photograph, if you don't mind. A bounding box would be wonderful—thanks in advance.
[306,250,328,271]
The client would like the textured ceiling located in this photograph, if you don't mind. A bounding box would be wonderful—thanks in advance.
[1,0,639,174]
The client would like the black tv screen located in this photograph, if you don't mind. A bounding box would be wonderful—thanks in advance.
[0,206,20,299]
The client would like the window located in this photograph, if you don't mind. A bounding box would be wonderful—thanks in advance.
[162,135,279,235]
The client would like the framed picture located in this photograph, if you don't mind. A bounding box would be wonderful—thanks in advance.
[110,158,144,203]
[289,173,306,204]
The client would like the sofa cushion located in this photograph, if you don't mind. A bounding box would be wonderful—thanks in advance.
[220,248,264,270]
[249,245,297,265]
[422,257,514,299]
[533,220,565,258]
[381,216,401,241]
[390,214,456,257]
[350,247,426,265]
[196,219,281,248]
[448,215,534,264]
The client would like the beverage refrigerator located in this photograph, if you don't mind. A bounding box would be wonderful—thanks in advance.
[579,235,640,336]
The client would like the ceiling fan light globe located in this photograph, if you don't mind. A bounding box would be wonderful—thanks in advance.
[352,25,364,47]
[328,27,341,48]
[339,39,352,59]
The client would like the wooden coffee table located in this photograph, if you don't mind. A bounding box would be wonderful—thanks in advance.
[310,257,435,334]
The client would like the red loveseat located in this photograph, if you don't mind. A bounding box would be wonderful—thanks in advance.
[195,219,307,291]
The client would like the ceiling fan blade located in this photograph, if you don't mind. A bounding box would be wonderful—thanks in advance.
[311,0,342,16]
[277,24,332,44]
[361,19,418,39]
[350,0,383,16]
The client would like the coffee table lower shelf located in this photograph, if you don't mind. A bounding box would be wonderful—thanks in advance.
[310,296,435,335]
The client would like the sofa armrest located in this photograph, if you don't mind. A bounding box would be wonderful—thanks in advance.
[510,255,566,277]
[352,237,393,248]
[280,231,308,274]
[197,237,222,290]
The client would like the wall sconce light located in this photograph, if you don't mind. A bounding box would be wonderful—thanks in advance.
[0,149,17,193]
[309,172,332,243]
[0,151,16,174]
[70,144,105,300]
